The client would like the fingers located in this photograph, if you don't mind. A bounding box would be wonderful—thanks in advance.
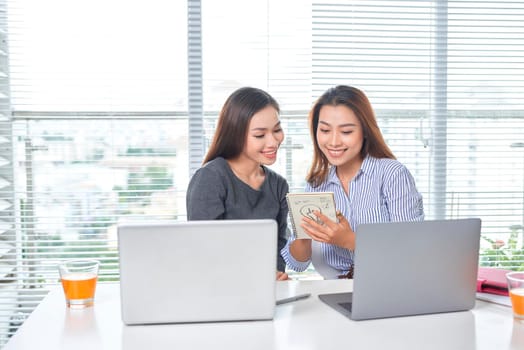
[276,271,290,281]
[336,211,349,224]
[300,214,330,241]
[311,210,338,230]
[300,210,351,245]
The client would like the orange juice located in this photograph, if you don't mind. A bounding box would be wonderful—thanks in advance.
[509,287,524,318]
[61,272,98,301]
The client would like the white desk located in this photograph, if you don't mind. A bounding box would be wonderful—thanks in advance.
[4,280,523,350]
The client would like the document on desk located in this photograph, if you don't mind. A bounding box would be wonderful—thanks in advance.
[476,292,511,307]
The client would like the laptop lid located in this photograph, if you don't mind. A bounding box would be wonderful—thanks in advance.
[319,218,481,320]
[117,219,277,325]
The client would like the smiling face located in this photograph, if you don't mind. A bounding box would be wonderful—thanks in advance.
[316,104,364,169]
[239,105,284,166]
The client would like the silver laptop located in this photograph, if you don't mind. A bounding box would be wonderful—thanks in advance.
[319,218,481,320]
[117,219,277,325]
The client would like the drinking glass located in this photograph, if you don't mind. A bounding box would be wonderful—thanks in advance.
[58,260,100,308]
[506,271,524,319]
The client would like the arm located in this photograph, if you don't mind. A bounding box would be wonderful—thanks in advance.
[383,166,425,222]
[280,213,313,272]
[280,237,312,273]
[289,238,312,261]
[276,180,290,272]
[284,181,354,266]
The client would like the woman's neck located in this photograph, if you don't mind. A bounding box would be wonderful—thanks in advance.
[335,157,363,183]
[227,158,265,185]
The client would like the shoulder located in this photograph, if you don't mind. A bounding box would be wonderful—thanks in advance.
[263,166,287,183]
[203,157,228,172]
[189,157,231,186]
[365,156,409,177]
[195,157,229,176]
[263,166,289,190]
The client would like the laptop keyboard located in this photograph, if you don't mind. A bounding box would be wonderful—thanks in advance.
[339,302,352,312]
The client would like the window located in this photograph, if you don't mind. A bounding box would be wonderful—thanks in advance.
[1,0,523,344]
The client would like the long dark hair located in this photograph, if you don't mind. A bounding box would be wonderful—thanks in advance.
[306,85,395,186]
[203,87,280,164]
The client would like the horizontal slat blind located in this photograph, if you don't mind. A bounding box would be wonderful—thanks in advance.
[2,0,316,344]
[0,0,16,345]
[200,0,312,111]
[313,0,524,267]
[3,0,192,345]
[0,0,523,346]
[188,0,205,175]
[199,0,313,188]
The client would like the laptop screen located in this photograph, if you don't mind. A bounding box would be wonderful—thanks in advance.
[117,219,278,324]
[320,218,481,320]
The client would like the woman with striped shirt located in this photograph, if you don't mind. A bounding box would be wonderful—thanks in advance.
[281,85,424,279]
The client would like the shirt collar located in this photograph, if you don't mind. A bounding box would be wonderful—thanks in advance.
[326,155,376,185]
[326,166,339,185]
[360,155,376,176]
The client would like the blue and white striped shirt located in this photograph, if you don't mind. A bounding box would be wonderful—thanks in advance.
[281,155,425,277]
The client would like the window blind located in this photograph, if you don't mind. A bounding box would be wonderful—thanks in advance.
[199,0,313,186]
[3,0,191,344]
[0,0,16,345]
[312,0,524,267]
[0,0,523,345]
[188,0,205,175]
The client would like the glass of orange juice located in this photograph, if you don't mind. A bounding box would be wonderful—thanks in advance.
[58,260,100,308]
[506,271,524,319]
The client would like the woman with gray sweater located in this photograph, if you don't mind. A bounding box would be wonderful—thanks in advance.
[186,87,290,280]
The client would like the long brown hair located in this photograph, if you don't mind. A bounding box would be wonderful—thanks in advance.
[306,85,395,187]
[203,87,280,164]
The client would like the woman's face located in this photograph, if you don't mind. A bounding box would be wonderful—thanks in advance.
[316,104,364,168]
[241,106,284,166]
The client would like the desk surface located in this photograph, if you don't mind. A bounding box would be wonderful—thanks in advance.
[4,279,523,350]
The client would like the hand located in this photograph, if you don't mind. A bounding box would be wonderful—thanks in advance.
[300,211,355,250]
[276,271,290,281]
